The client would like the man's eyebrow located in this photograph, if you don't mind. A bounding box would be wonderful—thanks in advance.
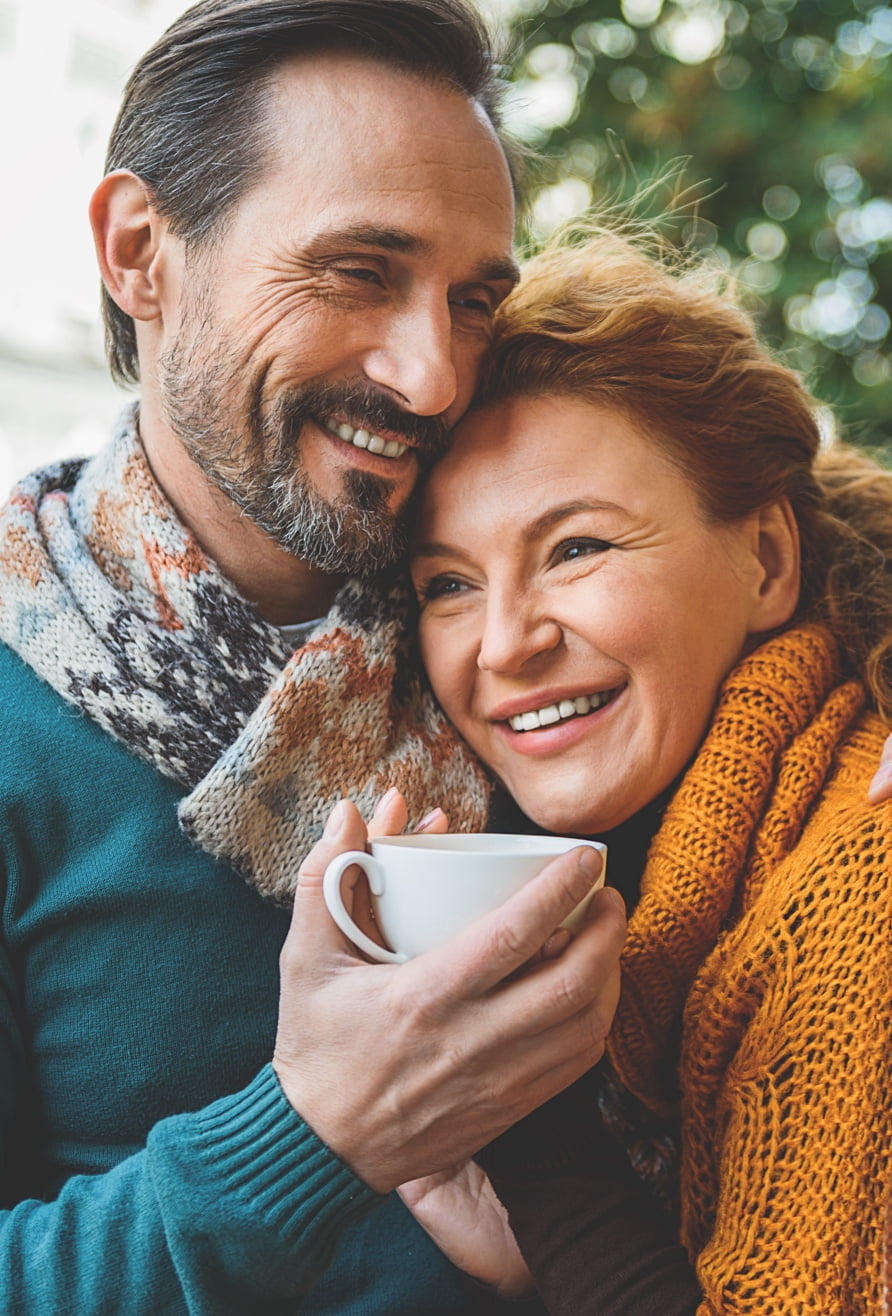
[478,255,521,287]
[303,225,520,285]
[305,225,427,256]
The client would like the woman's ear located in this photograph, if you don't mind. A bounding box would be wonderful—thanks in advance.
[748,498,801,634]
[89,171,166,322]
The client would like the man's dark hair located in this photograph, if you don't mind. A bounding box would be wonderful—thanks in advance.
[102,0,516,385]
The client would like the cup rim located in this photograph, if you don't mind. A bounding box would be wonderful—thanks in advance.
[370,832,605,855]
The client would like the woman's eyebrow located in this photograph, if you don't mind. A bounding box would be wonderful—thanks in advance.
[411,501,626,561]
[526,499,626,538]
[411,539,471,561]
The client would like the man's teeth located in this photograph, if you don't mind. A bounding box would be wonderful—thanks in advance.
[324,418,408,459]
[509,691,613,733]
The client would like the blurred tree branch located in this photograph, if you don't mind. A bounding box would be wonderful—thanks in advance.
[505,0,892,449]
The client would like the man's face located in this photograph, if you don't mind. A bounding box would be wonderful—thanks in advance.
[156,53,517,576]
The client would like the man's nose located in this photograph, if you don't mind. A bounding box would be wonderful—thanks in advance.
[361,300,461,418]
[477,594,563,674]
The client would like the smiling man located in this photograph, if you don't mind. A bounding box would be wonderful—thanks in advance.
[0,1,627,1312]
[100,44,520,623]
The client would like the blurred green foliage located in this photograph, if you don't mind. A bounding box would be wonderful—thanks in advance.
[503,0,892,448]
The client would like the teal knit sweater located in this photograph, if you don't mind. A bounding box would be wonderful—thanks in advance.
[0,642,537,1314]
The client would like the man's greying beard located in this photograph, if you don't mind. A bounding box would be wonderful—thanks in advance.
[158,331,450,579]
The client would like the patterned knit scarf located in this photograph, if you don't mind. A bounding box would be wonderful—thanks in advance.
[0,407,491,904]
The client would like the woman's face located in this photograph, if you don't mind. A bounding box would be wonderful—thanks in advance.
[411,394,779,835]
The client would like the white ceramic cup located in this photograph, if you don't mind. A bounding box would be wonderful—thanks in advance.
[322,833,607,964]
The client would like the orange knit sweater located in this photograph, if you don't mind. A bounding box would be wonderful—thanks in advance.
[608,624,891,1314]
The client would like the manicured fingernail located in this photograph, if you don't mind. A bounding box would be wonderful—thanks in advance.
[374,787,400,814]
[868,768,892,799]
[542,928,572,960]
[415,808,445,832]
[324,800,348,836]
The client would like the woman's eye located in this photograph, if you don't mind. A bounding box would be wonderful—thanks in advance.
[418,574,469,602]
[556,538,613,564]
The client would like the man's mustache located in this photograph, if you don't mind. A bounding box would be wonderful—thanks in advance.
[274,381,452,466]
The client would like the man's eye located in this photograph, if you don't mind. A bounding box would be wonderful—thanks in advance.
[451,292,495,316]
[556,538,613,564]
[336,265,383,285]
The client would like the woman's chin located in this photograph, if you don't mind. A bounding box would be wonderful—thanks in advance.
[505,761,677,836]
[514,796,634,840]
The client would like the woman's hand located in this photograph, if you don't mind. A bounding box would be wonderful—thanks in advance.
[398,1162,534,1299]
[868,731,892,803]
[331,788,449,950]
[367,787,448,841]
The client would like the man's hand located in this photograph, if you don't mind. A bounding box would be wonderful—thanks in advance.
[398,1163,533,1298]
[868,730,892,803]
[272,798,625,1195]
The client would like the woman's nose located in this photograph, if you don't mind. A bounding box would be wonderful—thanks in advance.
[477,598,563,674]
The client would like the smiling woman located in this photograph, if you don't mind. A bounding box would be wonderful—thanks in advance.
[413,393,798,836]
[408,230,892,1313]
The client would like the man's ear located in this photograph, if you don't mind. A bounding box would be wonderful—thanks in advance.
[747,498,801,634]
[89,170,167,322]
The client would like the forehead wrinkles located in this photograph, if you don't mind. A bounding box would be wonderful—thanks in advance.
[366,169,512,231]
[263,55,512,213]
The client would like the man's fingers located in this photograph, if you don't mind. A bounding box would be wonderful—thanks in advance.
[491,887,625,1061]
[421,845,607,998]
[531,887,623,1020]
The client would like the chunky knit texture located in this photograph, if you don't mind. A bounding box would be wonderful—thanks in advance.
[0,409,490,904]
[609,624,892,1314]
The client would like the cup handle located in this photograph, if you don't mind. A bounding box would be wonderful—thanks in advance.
[322,850,408,965]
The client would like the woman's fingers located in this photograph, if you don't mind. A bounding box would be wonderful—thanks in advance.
[344,789,449,947]
[414,807,449,834]
[397,1163,534,1297]
[367,787,449,838]
[367,786,409,839]
[867,730,892,803]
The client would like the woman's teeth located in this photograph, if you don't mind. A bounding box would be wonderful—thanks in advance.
[324,418,408,459]
[508,691,613,733]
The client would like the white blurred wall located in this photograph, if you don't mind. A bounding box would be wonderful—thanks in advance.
[0,0,186,492]
[0,0,517,496]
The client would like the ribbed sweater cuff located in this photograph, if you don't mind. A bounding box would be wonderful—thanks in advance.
[148,1064,381,1302]
[194,1064,378,1231]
